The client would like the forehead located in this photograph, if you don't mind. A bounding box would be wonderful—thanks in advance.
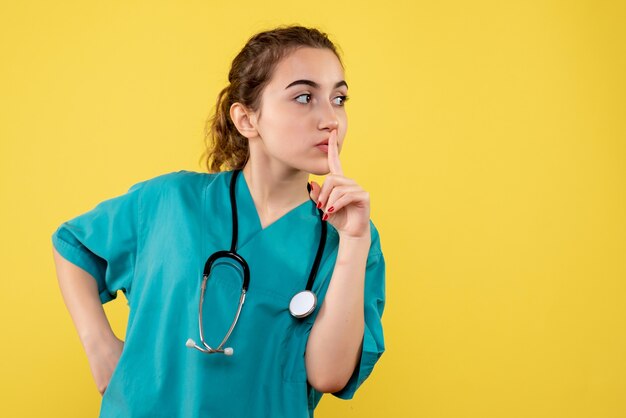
[268,47,345,88]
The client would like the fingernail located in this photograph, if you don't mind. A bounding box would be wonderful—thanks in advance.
[307,182,311,193]
[322,213,329,221]
[317,201,322,209]
[327,206,334,213]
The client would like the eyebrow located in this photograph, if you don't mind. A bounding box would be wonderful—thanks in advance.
[285,79,349,90]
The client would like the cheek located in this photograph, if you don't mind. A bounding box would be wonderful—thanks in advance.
[264,113,310,143]
[283,118,308,135]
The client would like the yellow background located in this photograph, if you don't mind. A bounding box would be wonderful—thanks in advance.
[1,0,625,416]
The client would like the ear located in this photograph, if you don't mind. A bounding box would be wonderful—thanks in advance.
[230,102,258,139]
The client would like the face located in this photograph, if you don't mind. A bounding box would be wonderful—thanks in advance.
[250,47,348,176]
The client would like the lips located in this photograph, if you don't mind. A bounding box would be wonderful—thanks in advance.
[316,142,329,153]
[315,137,331,153]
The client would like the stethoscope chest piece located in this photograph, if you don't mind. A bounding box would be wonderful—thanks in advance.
[289,290,317,318]
[188,170,327,355]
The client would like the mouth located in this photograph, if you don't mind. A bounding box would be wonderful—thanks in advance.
[315,142,329,153]
[315,136,332,153]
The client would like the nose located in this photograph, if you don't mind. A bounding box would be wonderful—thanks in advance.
[317,101,339,132]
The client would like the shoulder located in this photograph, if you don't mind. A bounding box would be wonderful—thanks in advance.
[134,169,219,188]
[118,170,226,214]
[128,170,223,196]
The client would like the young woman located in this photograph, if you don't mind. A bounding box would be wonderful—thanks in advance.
[52,25,385,418]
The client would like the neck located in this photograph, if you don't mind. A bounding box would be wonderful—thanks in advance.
[241,157,310,220]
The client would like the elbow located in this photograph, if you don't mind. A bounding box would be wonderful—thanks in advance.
[307,372,350,394]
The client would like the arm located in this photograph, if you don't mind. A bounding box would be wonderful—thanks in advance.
[52,247,124,395]
[305,229,371,393]
[305,129,380,393]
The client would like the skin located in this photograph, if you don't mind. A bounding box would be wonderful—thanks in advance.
[52,246,123,395]
[230,46,372,393]
[52,46,372,397]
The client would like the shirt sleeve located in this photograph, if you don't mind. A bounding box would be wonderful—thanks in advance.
[331,221,386,400]
[51,180,146,304]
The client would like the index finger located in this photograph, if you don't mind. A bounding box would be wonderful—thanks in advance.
[327,130,344,176]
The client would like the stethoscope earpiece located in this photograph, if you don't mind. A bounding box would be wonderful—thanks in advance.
[186,338,234,356]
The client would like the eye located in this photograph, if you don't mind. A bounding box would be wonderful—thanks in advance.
[333,95,349,106]
[295,93,311,104]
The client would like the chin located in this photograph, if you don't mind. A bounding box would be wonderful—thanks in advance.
[291,155,330,176]
[303,163,331,176]
[308,169,330,176]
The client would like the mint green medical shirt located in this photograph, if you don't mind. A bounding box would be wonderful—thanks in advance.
[51,170,385,418]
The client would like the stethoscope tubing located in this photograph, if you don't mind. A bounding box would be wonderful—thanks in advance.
[196,272,246,354]
[188,169,326,355]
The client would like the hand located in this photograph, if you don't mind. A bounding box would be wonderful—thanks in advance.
[308,130,371,239]
[84,334,124,395]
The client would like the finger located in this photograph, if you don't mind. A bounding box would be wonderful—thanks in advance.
[323,185,362,213]
[323,190,371,224]
[326,190,370,215]
[316,176,357,211]
[327,130,344,176]
[309,181,321,206]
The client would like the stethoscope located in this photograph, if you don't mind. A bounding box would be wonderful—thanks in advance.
[186,169,327,355]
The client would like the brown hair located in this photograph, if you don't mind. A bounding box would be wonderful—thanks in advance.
[199,25,344,173]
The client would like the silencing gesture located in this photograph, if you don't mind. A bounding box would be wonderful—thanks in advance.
[305,129,374,392]
[308,130,371,240]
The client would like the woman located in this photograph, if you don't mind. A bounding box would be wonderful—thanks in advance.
[52,25,385,418]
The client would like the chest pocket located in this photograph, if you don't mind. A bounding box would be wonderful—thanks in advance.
[201,225,337,383]
[203,255,316,382]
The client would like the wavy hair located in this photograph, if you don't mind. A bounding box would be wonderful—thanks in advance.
[199,25,343,173]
